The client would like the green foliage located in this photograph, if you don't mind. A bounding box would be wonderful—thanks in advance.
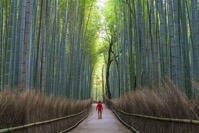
[84,1,102,67]
[103,0,116,32]
[0,0,104,100]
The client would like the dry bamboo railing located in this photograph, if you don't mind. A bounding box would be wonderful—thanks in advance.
[59,113,89,133]
[111,107,140,133]
[113,106,199,124]
[0,108,90,133]
[105,97,199,132]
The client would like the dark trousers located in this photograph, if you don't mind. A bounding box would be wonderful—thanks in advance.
[98,110,102,118]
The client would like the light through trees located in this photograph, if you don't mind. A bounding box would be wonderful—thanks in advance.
[99,0,199,99]
[0,0,101,99]
[0,0,199,100]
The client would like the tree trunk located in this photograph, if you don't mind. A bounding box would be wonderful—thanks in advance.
[106,39,114,99]
[40,0,46,91]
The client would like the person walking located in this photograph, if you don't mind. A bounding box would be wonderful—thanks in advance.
[96,101,103,119]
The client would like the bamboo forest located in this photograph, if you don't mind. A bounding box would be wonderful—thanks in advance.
[1,0,199,132]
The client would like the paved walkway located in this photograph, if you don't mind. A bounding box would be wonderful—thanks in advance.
[69,104,131,133]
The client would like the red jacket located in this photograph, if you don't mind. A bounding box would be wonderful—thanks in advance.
[96,103,103,111]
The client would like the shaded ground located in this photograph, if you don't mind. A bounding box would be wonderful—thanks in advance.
[69,104,131,133]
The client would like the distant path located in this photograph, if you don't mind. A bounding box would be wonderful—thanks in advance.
[68,104,131,133]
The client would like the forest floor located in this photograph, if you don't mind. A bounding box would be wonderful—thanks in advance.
[68,104,131,133]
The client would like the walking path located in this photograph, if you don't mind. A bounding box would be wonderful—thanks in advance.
[69,104,131,133]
